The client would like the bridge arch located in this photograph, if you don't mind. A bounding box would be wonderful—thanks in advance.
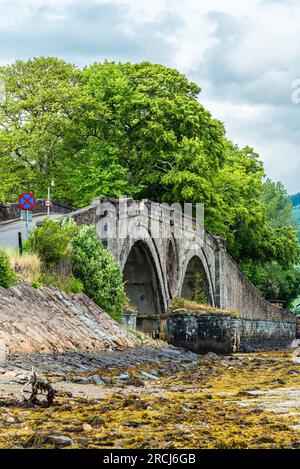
[179,244,215,306]
[120,225,168,316]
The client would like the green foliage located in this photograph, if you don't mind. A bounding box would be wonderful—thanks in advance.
[1,57,299,307]
[262,179,295,229]
[206,142,266,260]
[27,219,126,320]
[31,280,41,289]
[0,57,90,201]
[0,249,17,288]
[28,218,78,267]
[57,141,134,207]
[292,297,300,315]
[192,272,207,304]
[71,226,126,322]
[242,261,300,309]
[80,61,225,205]
[40,271,83,294]
[239,179,300,307]
[260,225,299,266]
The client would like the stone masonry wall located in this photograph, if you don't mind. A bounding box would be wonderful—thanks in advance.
[0,200,75,222]
[218,250,296,322]
[163,314,296,354]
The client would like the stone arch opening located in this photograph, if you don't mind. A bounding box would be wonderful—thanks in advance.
[180,255,213,305]
[166,238,178,298]
[123,241,164,317]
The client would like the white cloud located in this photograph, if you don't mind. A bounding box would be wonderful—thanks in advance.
[0,0,299,192]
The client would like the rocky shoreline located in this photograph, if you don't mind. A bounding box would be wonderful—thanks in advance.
[0,347,298,448]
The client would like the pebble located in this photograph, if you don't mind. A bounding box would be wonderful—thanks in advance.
[90,374,106,385]
[117,372,131,380]
[6,416,15,424]
[82,423,93,433]
[46,435,74,447]
[70,374,105,385]
[140,371,159,380]
[205,352,219,361]
[220,360,230,367]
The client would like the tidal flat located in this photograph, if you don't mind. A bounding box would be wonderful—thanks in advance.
[0,350,299,449]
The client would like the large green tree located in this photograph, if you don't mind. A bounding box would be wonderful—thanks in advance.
[1,57,299,305]
[262,178,296,229]
[241,178,300,308]
[0,57,89,200]
[58,61,225,206]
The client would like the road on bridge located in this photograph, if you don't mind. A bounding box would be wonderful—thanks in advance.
[0,214,63,248]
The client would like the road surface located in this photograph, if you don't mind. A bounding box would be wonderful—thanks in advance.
[0,213,63,248]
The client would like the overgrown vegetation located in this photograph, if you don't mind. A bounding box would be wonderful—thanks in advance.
[0,249,17,288]
[39,271,83,295]
[71,226,127,322]
[25,220,126,321]
[240,179,300,309]
[28,218,78,267]
[290,192,300,312]
[0,58,299,305]
[169,297,241,317]
[4,247,40,286]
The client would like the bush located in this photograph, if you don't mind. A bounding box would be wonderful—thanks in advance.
[28,218,78,267]
[31,280,41,289]
[0,249,17,288]
[27,219,126,319]
[71,226,126,322]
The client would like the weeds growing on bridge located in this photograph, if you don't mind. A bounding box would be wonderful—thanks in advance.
[169,297,241,318]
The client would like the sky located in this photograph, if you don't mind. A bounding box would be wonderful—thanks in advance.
[0,0,300,193]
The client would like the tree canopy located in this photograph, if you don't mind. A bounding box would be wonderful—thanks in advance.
[0,57,299,305]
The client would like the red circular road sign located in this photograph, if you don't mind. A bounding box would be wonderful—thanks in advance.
[18,192,36,211]
[45,199,52,207]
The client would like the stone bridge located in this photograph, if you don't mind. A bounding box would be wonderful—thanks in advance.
[70,197,294,328]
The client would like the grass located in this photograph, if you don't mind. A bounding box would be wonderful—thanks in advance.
[2,247,83,295]
[3,247,41,286]
[39,271,83,295]
[168,297,241,318]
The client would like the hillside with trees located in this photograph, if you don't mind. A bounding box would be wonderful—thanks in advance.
[289,192,300,312]
[291,193,300,208]
[0,58,299,308]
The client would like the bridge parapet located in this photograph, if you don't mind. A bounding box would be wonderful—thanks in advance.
[68,197,297,327]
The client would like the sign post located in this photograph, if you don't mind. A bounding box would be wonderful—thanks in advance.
[18,192,36,241]
[18,232,23,256]
[47,187,50,217]
[21,210,32,222]
[45,197,52,216]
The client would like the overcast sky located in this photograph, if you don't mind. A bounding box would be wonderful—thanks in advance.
[1,0,300,193]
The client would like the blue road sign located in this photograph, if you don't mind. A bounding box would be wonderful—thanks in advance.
[18,192,36,211]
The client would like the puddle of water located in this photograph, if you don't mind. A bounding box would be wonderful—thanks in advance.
[290,425,300,431]
[233,386,300,424]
